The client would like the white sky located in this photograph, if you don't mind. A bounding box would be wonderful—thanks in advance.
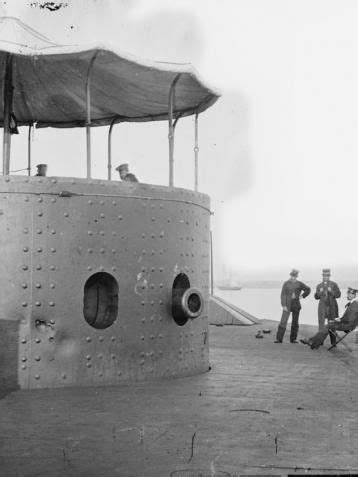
[2,0,358,282]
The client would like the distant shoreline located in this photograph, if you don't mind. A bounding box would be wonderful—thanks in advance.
[215,281,353,289]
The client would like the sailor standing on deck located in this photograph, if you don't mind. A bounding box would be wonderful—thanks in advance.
[314,268,341,333]
[275,269,311,343]
[116,163,138,182]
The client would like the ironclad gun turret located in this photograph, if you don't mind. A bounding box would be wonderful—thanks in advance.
[0,17,220,389]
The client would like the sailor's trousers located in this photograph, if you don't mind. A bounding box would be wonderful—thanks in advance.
[309,321,353,348]
[276,307,300,342]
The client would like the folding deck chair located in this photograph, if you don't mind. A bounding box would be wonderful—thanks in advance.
[328,328,354,352]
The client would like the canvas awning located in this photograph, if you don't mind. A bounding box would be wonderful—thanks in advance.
[0,17,220,184]
[0,18,219,128]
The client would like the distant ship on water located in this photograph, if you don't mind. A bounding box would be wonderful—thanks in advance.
[215,272,243,290]
[216,280,242,291]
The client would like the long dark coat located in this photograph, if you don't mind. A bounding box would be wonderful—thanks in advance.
[314,280,341,321]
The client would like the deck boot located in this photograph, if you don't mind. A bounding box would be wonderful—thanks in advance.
[290,325,299,343]
[275,325,286,343]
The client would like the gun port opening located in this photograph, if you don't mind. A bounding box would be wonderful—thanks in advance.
[83,272,118,329]
[171,274,203,326]
[172,273,190,326]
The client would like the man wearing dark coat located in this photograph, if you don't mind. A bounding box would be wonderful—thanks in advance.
[314,268,341,334]
[275,269,311,343]
[116,163,139,182]
[301,287,358,349]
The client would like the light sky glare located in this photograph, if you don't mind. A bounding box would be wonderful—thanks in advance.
[2,0,358,282]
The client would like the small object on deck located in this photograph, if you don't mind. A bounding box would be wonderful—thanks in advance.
[262,329,271,334]
[255,330,263,338]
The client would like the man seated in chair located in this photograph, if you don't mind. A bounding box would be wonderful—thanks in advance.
[301,287,358,349]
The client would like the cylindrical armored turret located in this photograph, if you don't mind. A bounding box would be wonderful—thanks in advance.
[0,176,210,388]
[0,18,219,389]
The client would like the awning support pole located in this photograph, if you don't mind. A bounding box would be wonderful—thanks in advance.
[107,119,116,181]
[2,54,13,176]
[168,74,181,187]
[27,123,32,176]
[85,51,99,179]
[86,124,91,179]
[194,113,199,191]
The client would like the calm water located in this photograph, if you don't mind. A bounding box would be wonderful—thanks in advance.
[214,287,348,326]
